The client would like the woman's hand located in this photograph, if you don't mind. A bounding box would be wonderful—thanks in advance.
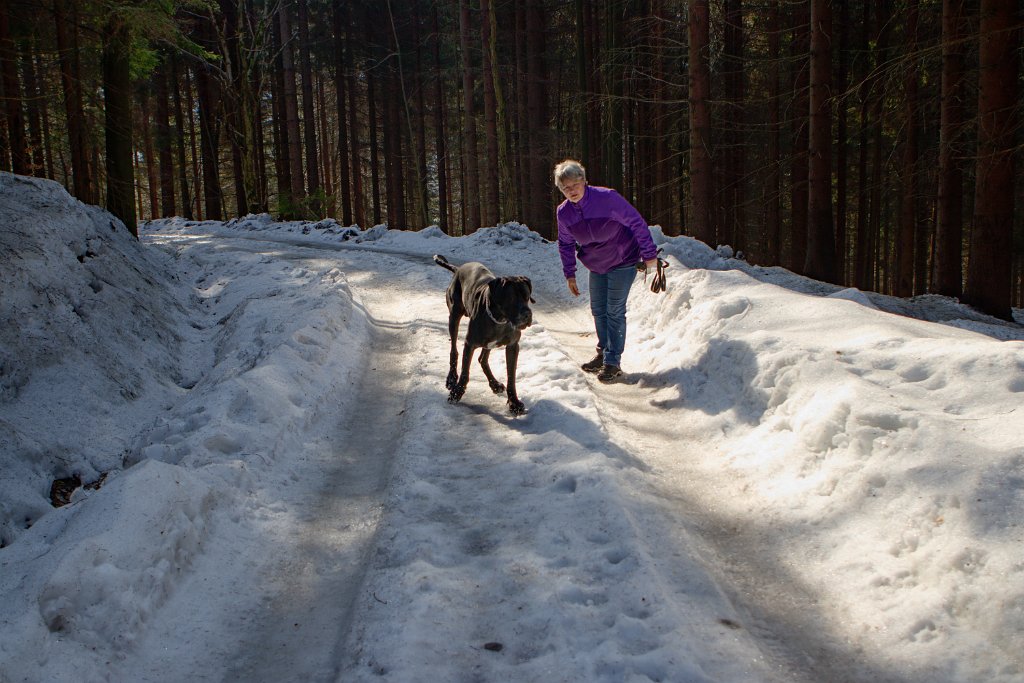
[567,277,580,297]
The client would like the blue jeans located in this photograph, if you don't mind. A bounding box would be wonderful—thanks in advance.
[589,264,637,368]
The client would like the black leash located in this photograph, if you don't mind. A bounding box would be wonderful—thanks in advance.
[640,248,669,293]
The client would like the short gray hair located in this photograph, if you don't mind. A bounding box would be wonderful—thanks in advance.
[553,159,586,188]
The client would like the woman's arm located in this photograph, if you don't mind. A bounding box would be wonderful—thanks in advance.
[557,214,579,280]
[611,191,658,262]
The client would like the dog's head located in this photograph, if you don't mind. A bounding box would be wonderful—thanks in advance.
[489,276,534,330]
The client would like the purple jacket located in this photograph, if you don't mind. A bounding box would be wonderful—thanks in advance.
[557,185,658,278]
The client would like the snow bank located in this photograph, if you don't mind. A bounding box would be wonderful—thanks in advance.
[0,173,191,546]
[628,258,1024,680]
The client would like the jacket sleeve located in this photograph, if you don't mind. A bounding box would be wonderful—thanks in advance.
[611,191,658,262]
[557,212,578,279]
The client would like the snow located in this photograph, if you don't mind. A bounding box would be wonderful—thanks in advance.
[1,172,1023,682]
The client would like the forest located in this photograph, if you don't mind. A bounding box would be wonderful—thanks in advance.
[1,0,1021,319]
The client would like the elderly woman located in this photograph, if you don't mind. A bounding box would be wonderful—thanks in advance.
[555,159,658,383]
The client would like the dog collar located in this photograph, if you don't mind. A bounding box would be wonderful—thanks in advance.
[484,304,509,326]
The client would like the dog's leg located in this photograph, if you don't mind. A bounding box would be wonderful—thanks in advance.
[505,343,526,415]
[449,341,475,403]
[446,310,462,391]
[478,348,505,394]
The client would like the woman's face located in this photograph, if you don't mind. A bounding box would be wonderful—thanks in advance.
[558,178,586,203]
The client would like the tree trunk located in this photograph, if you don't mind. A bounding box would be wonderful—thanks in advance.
[934,0,967,297]
[834,1,849,282]
[345,2,364,227]
[185,67,203,220]
[0,0,27,174]
[139,89,159,220]
[333,4,352,224]
[432,3,449,233]
[367,56,382,226]
[603,0,623,189]
[765,0,781,264]
[459,0,481,232]
[102,15,136,235]
[964,0,1018,320]
[789,2,810,273]
[480,0,500,227]
[804,0,836,283]
[412,1,430,227]
[895,0,919,297]
[220,0,249,218]
[279,2,305,210]
[194,35,223,222]
[687,0,713,247]
[298,0,320,214]
[525,0,550,237]
[575,0,588,165]
[21,41,45,177]
[171,55,192,220]
[722,0,744,250]
[155,59,176,216]
[53,0,91,201]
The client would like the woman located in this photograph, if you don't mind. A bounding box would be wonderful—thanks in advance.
[555,159,658,383]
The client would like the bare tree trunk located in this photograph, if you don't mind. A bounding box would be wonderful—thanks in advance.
[765,0,781,264]
[155,59,176,216]
[279,2,305,209]
[789,2,810,273]
[934,0,967,297]
[964,0,1018,320]
[367,57,381,226]
[432,3,449,233]
[412,1,430,227]
[687,0,713,246]
[185,68,203,220]
[722,0,744,250]
[345,2,364,227]
[140,90,159,220]
[171,56,192,219]
[102,15,136,235]
[298,0,320,214]
[804,0,836,282]
[603,0,623,189]
[0,0,27,174]
[333,4,352,224]
[54,0,88,198]
[20,41,44,177]
[459,0,481,232]
[834,1,849,282]
[895,0,919,297]
[525,0,550,237]
[194,20,223,222]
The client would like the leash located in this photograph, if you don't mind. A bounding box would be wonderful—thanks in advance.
[640,248,669,294]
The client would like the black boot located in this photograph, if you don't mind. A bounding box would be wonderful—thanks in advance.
[581,352,603,373]
[597,364,623,383]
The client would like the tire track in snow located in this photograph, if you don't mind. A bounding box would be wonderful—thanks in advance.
[113,241,418,683]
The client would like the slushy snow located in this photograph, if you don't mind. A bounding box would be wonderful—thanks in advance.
[1,173,1022,682]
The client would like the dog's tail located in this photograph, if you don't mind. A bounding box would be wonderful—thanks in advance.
[433,254,457,273]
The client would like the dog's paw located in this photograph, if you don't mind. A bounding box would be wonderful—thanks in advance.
[507,398,527,416]
[488,379,506,395]
[448,386,465,404]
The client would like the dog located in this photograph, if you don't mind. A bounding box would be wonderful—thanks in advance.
[434,254,534,415]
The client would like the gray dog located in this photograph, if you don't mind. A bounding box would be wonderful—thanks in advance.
[434,255,534,415]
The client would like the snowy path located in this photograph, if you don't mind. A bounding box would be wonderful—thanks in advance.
[115,232,900,682]
[111,240,420,682]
